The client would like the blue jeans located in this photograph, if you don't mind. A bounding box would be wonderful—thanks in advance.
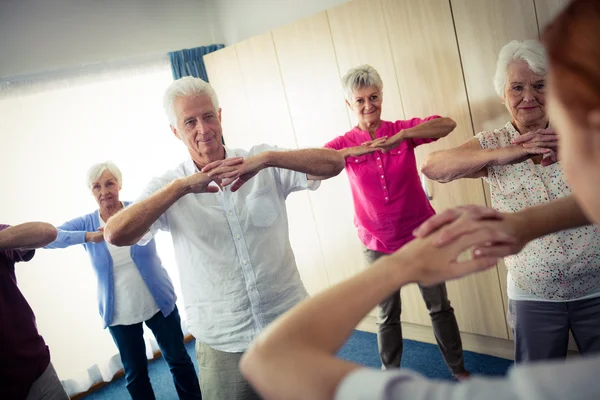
[108,306,202,400]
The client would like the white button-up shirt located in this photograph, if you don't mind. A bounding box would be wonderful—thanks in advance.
[136,144,319,352]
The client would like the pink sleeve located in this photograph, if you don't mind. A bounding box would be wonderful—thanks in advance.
[324,135,348,150]
[394,116,441,147]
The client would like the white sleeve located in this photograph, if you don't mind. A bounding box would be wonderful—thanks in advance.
[132,176,171,245]
[336,355,600,400]
[250,144,321,197]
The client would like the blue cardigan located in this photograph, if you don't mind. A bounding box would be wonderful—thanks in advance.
[45,202,176,328]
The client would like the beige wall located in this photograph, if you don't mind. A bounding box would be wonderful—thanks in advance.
[205,0,570,352]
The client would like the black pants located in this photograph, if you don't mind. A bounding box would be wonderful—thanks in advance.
[108,306,202,400]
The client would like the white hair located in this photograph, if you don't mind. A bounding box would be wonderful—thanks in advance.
[493,40,548,97]
[86,161,122,189]
[341,64,384,101]
[163,76,220,126]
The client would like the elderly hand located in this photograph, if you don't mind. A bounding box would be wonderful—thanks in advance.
[342,137,387,158]
[413,205,526,260]
[367,133,404,153]
[388,220,514,287]
[512,127,559,165]
[204,155,266,192]
[183,160,240,194]
[85,229,105,244]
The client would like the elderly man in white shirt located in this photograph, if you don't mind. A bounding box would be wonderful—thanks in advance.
[104,76,349,400]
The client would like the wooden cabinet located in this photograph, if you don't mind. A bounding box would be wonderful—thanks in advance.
[327,0,405,123]
[381,0,507,337]
[205,34,330,296]
[205,0,560,350]
[272,13,365,287]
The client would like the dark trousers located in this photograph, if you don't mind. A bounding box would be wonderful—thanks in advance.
[510,296,600,363]
[364,248,466,374]
[108,306,202,400]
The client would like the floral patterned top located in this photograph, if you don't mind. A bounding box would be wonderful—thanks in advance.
[476,122,600,300]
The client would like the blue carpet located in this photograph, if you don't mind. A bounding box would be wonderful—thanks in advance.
[83,330,513,399]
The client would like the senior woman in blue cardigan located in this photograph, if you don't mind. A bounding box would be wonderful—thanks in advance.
[46,161,201,400]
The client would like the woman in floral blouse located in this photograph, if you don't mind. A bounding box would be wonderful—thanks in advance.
[422,39,600,363]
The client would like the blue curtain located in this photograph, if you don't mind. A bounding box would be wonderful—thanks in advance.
[169,44,225,81]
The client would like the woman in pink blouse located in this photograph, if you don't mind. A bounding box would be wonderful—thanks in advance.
[323,65,468,379]
[422,40,600,363]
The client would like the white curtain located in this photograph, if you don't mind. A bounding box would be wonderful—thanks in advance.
[0,55,191,396]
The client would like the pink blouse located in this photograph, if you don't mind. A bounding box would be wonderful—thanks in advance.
[325,117,439,254]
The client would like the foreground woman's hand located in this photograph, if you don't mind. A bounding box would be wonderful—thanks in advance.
[413,205,527,260]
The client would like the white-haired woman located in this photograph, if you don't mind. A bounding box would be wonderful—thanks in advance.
[45,162,201,400]
[323,65,469,379]
[422,40,600,363]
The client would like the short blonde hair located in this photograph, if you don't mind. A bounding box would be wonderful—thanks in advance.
[86,161,122,189]
[341,65,384,101]
[493,40,548,97]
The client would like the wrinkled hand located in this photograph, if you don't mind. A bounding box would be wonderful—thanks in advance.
[512,127,559,165]
[388,221,515,287]
[367,133,403,153]
[542,150,559,167]
[413,205,526,260]
[203,155,264,192]
[86,229,105,244]
[344,137,388,158]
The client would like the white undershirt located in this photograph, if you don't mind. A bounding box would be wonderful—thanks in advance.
[99,213,159,326]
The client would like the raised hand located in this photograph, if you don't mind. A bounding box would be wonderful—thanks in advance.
[413,205,525,261]
[512,127,559,165]
[368,133,403,153]
[204,155,266,192]
[86,229,105,243]
[390,221,516,287]
[413,205,504,242]
[342,137,387,158]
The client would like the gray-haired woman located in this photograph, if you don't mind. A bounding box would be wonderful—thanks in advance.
[323,64,470,379]
[422,40,600,363]
[45,161,201,399]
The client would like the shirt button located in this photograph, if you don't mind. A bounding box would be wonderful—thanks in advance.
[385,197,389,200]
[380,175,384,179]
[383,186,387,189]
[355,159,359,163]
[228,212,233,216]
[236,234,241,239]
[378,165,382,168]
[377,157,380,160]
[243,260,248,265]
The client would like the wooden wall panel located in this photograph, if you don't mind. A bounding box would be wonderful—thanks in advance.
[382,0,507,338]
[327,0,406,124]
[204,46,252,149]
[451,0,538,135]
[535,0,570,32]
[452,0,540,337]
[209,33,331,295]
[272,13,366,286]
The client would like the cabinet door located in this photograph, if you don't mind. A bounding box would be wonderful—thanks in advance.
[272,12,366,286]
[204,46,253,148]
[535,0,570,32]
[327,0,406,124]
[205,36,330,295]
[382,0,507,338]
[452,0,538,135]
[326,0,413,320]
[452,0,540,337]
